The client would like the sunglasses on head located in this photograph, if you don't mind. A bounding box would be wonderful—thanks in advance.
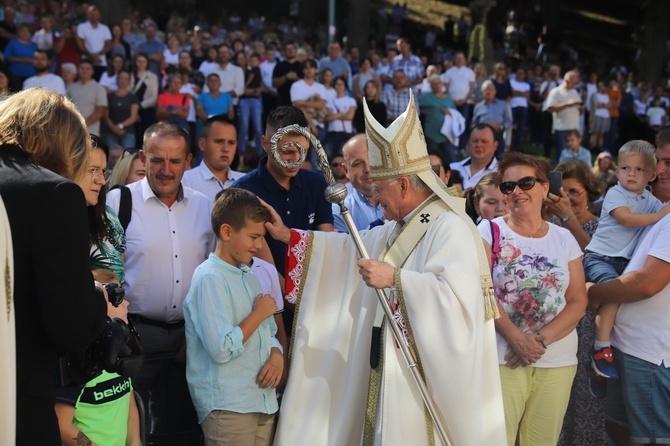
[499,176,544,195]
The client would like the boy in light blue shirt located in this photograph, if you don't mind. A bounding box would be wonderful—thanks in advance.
[184,188,283,445]
[559,130,592,166]
[585,141,670,384]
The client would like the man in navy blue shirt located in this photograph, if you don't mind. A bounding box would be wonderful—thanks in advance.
[233,106,334,328]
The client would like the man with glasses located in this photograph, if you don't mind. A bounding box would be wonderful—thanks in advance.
[106,122,215,441]
[450,123,499,189]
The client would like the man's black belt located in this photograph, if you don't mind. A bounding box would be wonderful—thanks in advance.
[129,314,185,329]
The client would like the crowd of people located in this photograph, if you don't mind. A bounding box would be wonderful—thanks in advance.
[0,2,666,170]
[2,3,670,446]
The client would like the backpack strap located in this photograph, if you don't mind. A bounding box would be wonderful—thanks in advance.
[111,185,132,232]
[489,219,500,269]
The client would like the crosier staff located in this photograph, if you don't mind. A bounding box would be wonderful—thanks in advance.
[269,124,454,446]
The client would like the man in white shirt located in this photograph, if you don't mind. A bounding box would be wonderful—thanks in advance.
[31,15,54,50]
[509,67,530,149]
[182,115,245,200]
[208,43,244,105]
[546,70,583,158]
[23,49,65,94]
[588,214,670,446]
[450,123,499,189]
[75,6,111,80]
[107,122,215,439]
[290,58,327,139]
[442,52,475,153]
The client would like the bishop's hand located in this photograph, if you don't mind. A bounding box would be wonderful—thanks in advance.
[259,198,291,244]
[357,259,395,289]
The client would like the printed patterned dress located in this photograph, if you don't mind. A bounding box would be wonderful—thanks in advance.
[89,205,126,283]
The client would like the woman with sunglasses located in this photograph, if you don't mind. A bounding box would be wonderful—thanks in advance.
[76,135,126,283]
[478,152,587,446]
[542,163,605,444]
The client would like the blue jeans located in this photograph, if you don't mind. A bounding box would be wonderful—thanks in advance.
[105,131,136,151]
[606,348,670,444]
[512,106,528,148]
[238,97,264,154]
[583,251,629,284]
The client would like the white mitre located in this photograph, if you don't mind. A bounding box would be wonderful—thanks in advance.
[362,90,499,319]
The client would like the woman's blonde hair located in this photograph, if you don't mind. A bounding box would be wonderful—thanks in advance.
[0,88,91,182]
[109,151,139,188]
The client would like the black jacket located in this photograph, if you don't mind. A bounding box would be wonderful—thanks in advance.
[0,145,107,445]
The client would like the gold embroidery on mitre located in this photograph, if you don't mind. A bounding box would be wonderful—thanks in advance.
[364,90,431,180]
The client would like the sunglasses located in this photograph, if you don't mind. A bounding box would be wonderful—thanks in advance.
[499,176,544,195]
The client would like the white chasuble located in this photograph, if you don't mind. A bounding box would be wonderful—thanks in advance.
[0,195,15,445]
[274,209,506,446]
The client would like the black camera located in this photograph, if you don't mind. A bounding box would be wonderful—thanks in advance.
[60,317,145,385]
[96,282,125,307]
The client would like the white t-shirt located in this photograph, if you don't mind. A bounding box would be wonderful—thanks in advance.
[322,86,336,103]
[540,80,558,111]
[23,73,66,95]
[479,218,582,367]
[634,99,647,116]
[594,93,610,118]
[99,72,118,92]
[647,107,667,127]
[31,29,53,50]
[441,65,474,102]
[546,86,581,131]
[326,95,356,132]
[259,59,277,93]
[163,48,180,66]
[250,257,284,313]
[509,78,529,108]
[76,21,112,66]
[612,213,670,366]
[290,80,328,126]
[198,60,219,77]
[179,83,197,122]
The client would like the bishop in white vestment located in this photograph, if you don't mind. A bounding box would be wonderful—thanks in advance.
[267,91,506,446]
